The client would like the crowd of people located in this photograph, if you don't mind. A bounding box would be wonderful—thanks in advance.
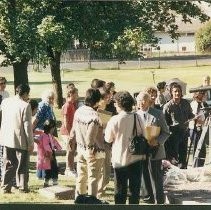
[0,75,210,205]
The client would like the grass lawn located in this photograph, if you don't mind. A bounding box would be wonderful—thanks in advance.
[0,154,114,204]
[1,65,211,99]
[0,65,210,203]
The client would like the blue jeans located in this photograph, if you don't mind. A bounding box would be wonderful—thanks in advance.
[36,169,46,179]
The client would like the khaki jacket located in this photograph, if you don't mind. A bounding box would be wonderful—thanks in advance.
[0,96,33,150]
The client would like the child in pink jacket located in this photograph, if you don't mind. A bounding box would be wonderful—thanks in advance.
[37,119,62,187]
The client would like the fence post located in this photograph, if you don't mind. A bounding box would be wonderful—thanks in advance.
[157,46,161,69]
[195,46,198,67]
[117,61,120,70]
[88,48,91,69]
[138,57,141,69]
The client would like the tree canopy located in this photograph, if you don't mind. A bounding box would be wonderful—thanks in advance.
[0,0,210,104]
[196,21,211,53]
[1,1,210,63]
[0,0,60,87]
[66,1,210,59]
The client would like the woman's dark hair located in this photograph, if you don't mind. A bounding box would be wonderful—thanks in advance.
[157,81,166,91]
[66,87,78,97]
[91,78,105,89]
[170,83,183,97]
[29,99,38,112]
[91,78,99,88]
[145,86,157,95]
[66,82,75,90]
[105,82,115,91]
[43,119,56,134]
[114,91,134,112]
[0,77,7,83]
[84,88,101,107]
[15,84,30,96]
[98,87,110,100]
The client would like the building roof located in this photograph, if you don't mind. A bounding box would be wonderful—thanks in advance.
[176,17,207,33]
[175,2,211,33]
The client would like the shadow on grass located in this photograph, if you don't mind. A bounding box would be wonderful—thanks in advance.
[6,80,87,85]
[29,161,67,177]
[30,81,87,85]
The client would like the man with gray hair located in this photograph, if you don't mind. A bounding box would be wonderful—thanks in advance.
[136,91,170,204]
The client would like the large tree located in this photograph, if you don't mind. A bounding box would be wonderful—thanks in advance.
[37,13,71,108]
[0,0,67,107]
[69,1,210,59]
[0,0,48,88]
[0,0,210,99]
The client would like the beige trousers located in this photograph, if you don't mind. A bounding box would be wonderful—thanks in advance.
[76,154,104,197]
[97,145,111,198]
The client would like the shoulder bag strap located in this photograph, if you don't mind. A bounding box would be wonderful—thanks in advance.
[133,113,138,136]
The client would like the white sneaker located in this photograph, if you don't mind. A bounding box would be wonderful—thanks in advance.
[52,181,58,186]
[65,169,77,178]
[52,179,58,186]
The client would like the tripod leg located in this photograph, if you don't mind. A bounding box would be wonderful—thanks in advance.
[192,125,209,167]
[186,137,194,168]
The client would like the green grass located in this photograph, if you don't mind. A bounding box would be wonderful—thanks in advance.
[0,154,114,204]
[0,65,211,203]
[2,65,211,99]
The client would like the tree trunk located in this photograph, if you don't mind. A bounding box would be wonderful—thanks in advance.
[13,59,29,92]
[49,50,63,109]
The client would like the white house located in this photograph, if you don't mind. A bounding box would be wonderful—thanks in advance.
[154,18,206,54]
[152,1,211,55]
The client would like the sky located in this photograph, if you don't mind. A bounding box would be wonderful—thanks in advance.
[196,1,211,17]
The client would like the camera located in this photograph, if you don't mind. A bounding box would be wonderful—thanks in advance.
[189,85,211,93]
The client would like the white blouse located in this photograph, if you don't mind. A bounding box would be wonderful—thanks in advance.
[105,111,145,168]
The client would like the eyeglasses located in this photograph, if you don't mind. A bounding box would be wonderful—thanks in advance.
[0,82,6,85]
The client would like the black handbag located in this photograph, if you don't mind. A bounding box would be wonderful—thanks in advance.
[129,114,148,155]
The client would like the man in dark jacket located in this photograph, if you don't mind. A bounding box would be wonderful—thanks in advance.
[163,83,194,169]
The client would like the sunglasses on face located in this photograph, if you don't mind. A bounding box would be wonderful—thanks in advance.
[0,82,6,85]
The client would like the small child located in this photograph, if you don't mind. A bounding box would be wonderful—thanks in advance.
[37,119,62,187]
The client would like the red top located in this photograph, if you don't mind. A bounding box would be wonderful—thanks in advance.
[60,101,76,135]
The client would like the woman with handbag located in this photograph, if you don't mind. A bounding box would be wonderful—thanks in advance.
[104,91,145,204]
